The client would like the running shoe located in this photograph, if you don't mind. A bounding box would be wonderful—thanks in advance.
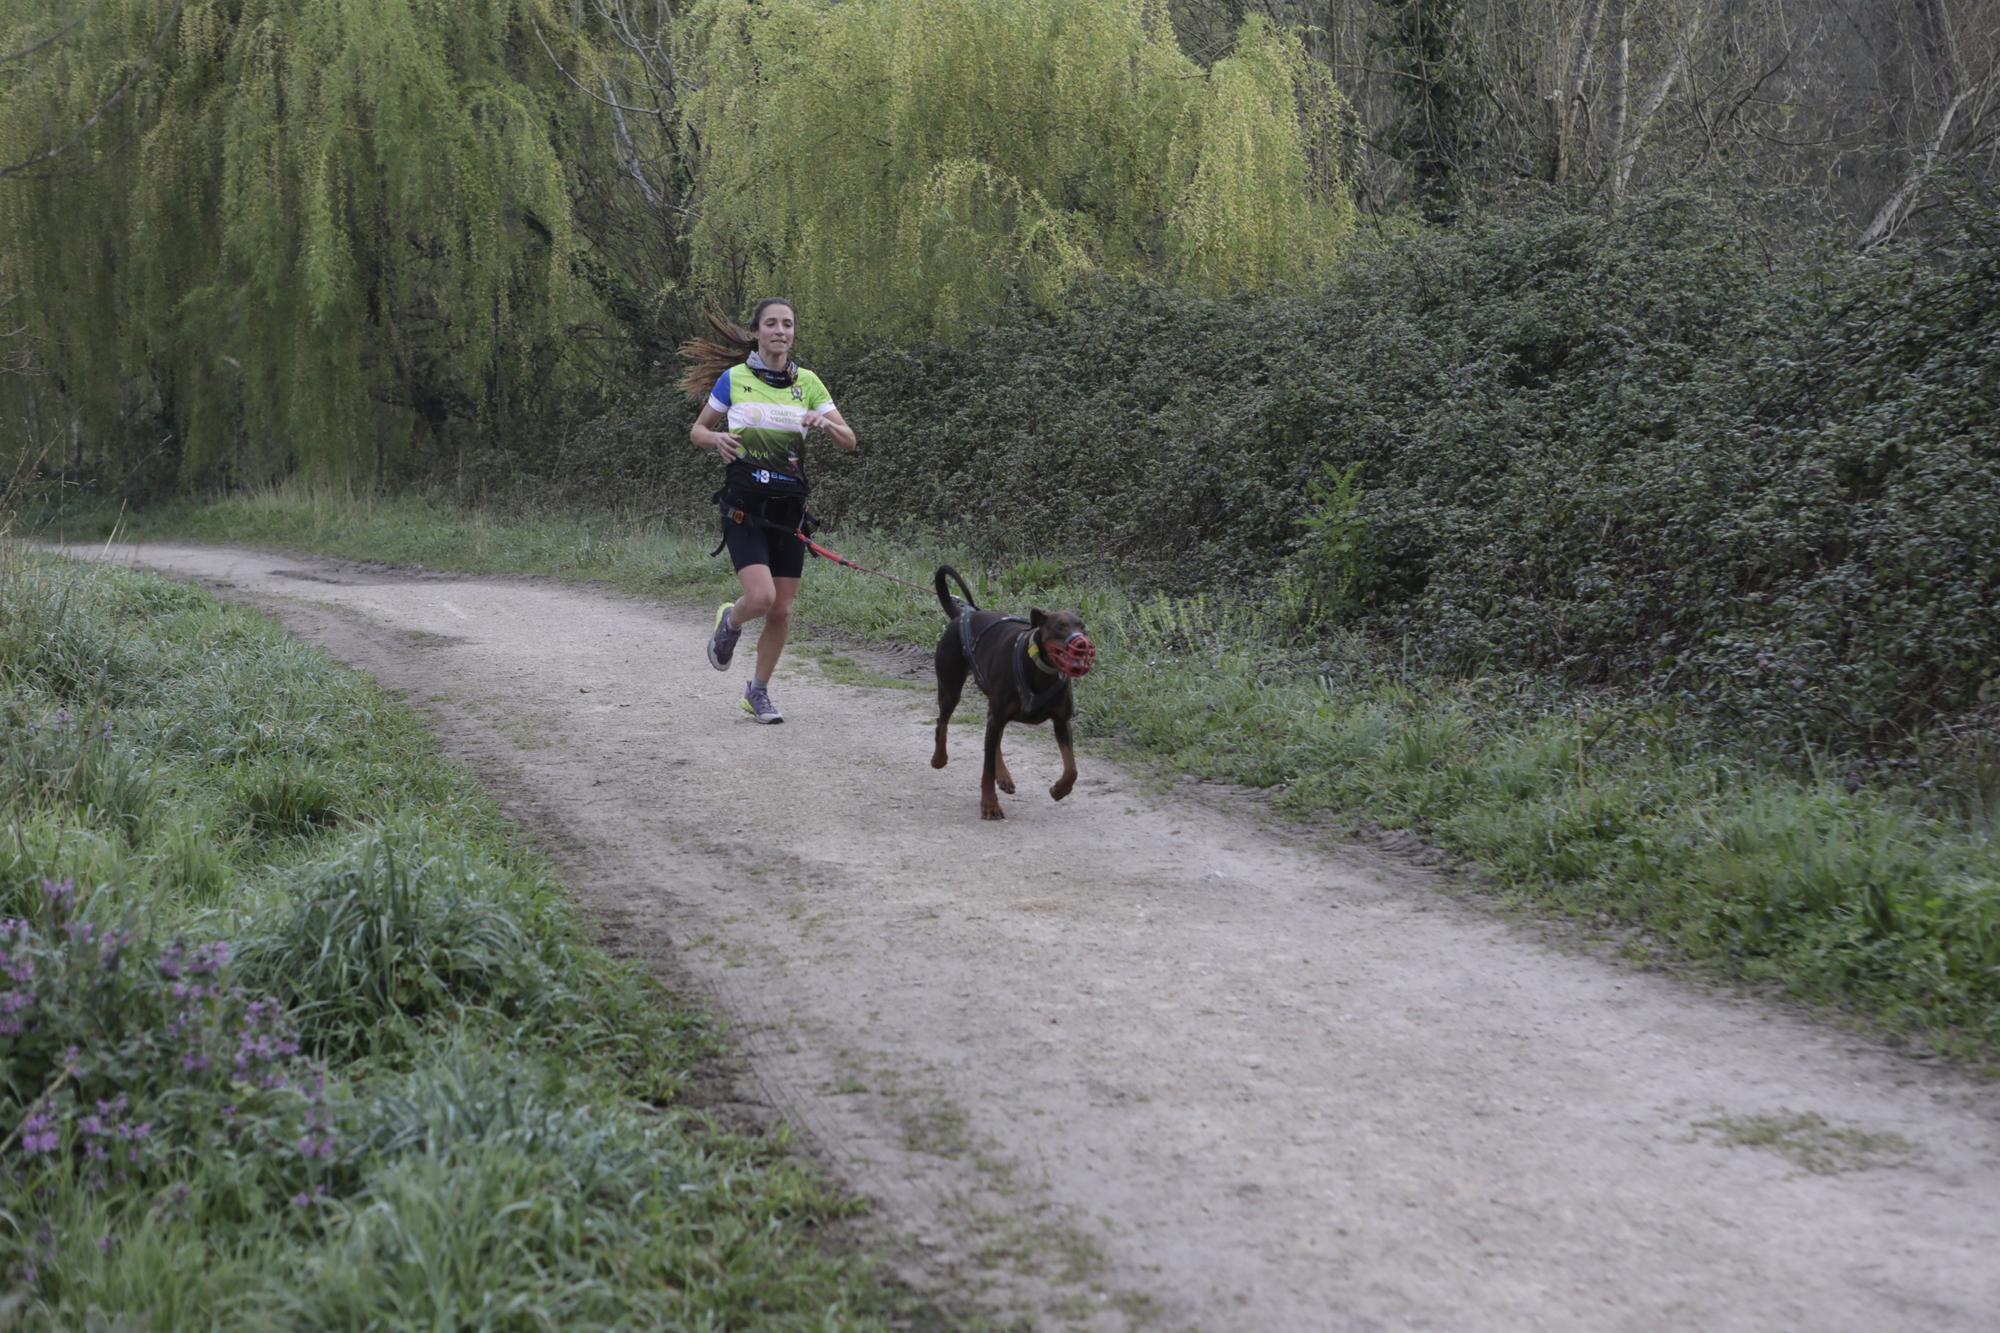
[742,679,784,724]
[706,602,741,671]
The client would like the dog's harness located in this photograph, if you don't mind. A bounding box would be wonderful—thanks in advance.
[957,611,1071,716]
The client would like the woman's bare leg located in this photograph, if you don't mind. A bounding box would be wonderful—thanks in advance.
[754,576,800,681]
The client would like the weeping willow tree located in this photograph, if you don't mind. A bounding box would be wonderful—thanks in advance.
[684,0,1357,345]
[0,0,609,488]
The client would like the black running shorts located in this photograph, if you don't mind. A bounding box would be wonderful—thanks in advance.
[720,502,806,579]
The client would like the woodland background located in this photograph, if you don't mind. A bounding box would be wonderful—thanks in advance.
[4,0,1999,768]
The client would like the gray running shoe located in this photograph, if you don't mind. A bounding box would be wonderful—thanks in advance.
[706,603,741,671]
[741,679,784,724]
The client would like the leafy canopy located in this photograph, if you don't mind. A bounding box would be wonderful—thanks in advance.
[684,0,1356,344]
[0,0,606,487]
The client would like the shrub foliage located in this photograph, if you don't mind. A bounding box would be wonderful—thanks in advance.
[627,192,2000,758]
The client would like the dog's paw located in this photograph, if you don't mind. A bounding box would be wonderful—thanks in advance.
[981,802,1006,820]
[997,775,1016,794]
[1049,779,1074,802]
[931,750,948,770]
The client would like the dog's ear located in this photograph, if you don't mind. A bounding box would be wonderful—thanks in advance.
[1030,608,1049,628]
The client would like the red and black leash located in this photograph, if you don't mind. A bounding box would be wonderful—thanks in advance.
[725,503,1099,678]
[724,503,934,595]
[798,532,936,594]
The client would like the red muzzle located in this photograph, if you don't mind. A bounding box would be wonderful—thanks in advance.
[1045,632,1096,678]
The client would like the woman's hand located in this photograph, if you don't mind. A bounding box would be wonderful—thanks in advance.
[800,410,857,453]
[694,423,743,462]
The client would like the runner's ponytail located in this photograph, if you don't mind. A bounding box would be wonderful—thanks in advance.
[676,298,796,398]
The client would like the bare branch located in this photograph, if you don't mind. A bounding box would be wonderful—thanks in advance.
[1,5,95,67]
[1860,88,1974,247]
[0,0,183,181]
[528,16,663,116]
[605,76,664,210]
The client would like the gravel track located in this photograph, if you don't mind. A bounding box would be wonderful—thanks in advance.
[56,541,2000,1332]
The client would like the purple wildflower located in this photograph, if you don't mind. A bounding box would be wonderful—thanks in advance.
[294,1134,335,1161]
[19,1114,57,1156]
[188,941,231,975]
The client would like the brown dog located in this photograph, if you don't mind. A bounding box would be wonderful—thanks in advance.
[931,566,1096,820]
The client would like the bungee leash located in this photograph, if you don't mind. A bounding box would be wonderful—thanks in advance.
[720,500,935,595]
[798,532,937,594]
[718,502,1099,680]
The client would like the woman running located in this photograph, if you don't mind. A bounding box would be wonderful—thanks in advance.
[681,298,857,723]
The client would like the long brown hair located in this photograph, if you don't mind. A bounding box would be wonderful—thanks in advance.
[677,298,794,399]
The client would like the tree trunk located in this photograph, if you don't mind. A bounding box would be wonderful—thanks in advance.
[1601,0,1629,201]
[1552,0,1606,184]
[1859,89,1971,247]
[1858,0,1972,247]
[1613,1,1706,201]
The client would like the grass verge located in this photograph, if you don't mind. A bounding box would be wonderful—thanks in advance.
[22,487,2000,1066]
[0,544,914,1327]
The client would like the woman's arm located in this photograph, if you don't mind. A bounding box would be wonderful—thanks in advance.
[801,407,856,453]
[691,403,743,462]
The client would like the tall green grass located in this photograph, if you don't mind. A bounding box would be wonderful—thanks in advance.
[0,551,910,1327]
[31,486,2000,1061]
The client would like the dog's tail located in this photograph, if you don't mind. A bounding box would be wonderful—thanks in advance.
[935,566,977,619]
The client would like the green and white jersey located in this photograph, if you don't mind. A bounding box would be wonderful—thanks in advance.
[707,356,836,495]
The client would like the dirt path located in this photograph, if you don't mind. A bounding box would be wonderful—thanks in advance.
[54,541,2000,1331]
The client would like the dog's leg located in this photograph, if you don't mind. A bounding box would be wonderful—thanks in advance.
[932,638,967,770]
[981,712,1009,819]
[994,744,1015,795]
[1049,714,1078,802]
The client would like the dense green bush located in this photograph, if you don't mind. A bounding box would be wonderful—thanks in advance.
[234,827,587,1061]
[593,191,1999,761]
